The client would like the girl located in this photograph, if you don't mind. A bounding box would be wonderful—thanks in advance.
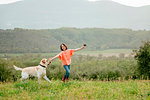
[49,43,86,82]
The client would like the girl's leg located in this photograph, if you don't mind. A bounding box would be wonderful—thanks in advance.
[66,65,70,82]
[68,65,70,70]
[67,65,70,78]
[64,65,70,79]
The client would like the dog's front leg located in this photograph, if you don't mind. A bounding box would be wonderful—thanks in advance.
[43,75,52,83]
[38,77,41,84]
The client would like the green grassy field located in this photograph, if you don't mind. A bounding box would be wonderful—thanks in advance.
[78,49,132,54]
[0,49,132,57]
[0,80,149,100]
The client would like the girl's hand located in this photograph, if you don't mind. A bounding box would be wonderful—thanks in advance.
[74,44,87,52]
[48,58,52,64]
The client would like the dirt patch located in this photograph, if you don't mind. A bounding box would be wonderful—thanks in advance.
[77,53,135,57]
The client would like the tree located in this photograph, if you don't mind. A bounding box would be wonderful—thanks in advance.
[134,41,150,79]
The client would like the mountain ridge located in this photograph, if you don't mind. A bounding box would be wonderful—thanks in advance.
[1,0,150,30]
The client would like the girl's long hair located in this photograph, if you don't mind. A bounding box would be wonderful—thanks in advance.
[60,43,68,51]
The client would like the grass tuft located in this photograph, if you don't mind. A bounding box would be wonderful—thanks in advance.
[0,80,150,99]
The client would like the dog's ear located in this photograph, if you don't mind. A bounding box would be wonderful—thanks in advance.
[42,59,46,64]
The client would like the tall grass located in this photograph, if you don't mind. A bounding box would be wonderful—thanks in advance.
[0,53,138,82]
[0,53,149,99]
[0,80,150,99]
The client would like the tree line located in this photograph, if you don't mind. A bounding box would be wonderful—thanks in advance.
[0,41,150,82]
[0,28,150,53]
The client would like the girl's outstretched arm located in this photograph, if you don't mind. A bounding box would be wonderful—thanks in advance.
[74,44,86,52]
[49,52,61,62]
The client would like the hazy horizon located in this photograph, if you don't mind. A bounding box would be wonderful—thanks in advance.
[1,0,150,7]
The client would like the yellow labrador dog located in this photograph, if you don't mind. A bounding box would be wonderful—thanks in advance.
[13,58,52,84]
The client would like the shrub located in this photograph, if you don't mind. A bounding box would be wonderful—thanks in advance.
[134,41,150,79]
[0,54,138,82]
[0,59,14,82]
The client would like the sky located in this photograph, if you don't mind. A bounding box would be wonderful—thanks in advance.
[0,0,150,7]
[89,0,150,7]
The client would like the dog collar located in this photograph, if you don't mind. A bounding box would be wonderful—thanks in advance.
[39,64,46,68]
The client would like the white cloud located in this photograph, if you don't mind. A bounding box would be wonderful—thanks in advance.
[0,0,150,7]
[112,0,150,7]
[88,0,150,7]
[0,0,22,4]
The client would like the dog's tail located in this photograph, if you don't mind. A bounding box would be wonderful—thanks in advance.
[13,65,23,71]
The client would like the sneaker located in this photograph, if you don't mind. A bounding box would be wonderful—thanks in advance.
[62,75,65,82]
[66,78,69,82]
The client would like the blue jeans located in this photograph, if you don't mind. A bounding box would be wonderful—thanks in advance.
[64,65,70,78]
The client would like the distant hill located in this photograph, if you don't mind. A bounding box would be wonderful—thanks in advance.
[0,28,150,53]
[0,0,150,30]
